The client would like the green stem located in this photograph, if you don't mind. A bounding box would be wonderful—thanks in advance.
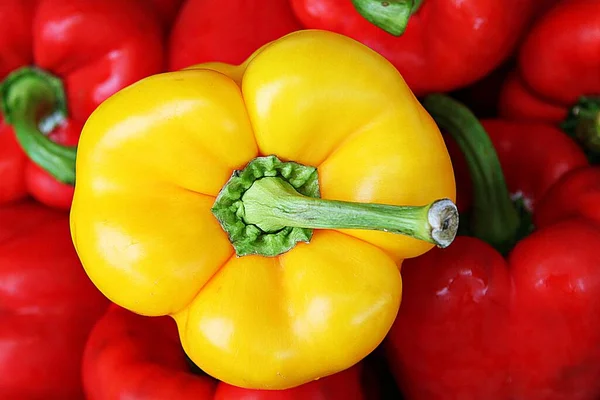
[0,67,77,185]
[561,96,600,163]
[351,0,423,36]
[242,176,458,248]
[423,94,521,254]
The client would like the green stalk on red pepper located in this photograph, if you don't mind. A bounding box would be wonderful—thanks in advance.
[386,94,600,400]
[0,0,164,209]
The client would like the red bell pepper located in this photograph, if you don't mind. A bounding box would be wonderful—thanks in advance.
[83,305,374,399]
[535,166,600,230]
[149,0,185,30]
[444,118,588,214]
[386,94,600,400]
[499,0,600,124]
[289,0,539,96]
[168,0,302,70]
[0,201,109,399]
[0,0,164,209]
[498,72,567,124]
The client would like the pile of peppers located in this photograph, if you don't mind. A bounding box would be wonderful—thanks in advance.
[0,0,599,398]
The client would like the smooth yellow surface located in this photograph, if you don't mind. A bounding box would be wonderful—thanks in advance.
[71,30,455,389]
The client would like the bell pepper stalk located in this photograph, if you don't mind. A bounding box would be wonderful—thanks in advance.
[0,201,109,399]
[70,30,458,390]
[83,305,376,399]
[290,0,541,95]
[0,67,77,185]
[350,0,423,36]
[499,0,600,126]
[386,94,600,399]
[561,96,600,162]
[423,94,522,253]
[212,155,457,257]
[169,0,302,70]
[0,0,164,209]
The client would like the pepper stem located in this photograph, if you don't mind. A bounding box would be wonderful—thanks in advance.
[561,96,600,163]
[242,177,458,248]
[211,155,458,257]
[423,94,521,254]
[0,67,77,185]
[351,0,423,36]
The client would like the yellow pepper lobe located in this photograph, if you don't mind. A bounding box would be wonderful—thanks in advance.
[70,30,456,389]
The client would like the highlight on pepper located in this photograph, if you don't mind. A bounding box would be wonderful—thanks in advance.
[70,29,458,390]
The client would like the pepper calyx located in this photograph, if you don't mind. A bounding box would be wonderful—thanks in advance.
[562,96,600,163]
[212,155,459,257]
[211,155,319,257]
[351,0,422,36]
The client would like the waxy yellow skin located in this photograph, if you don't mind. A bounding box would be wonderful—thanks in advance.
[70,30,455,389]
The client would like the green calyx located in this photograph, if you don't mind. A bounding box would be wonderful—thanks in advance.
[211,155,459,257]
[423,94,527,255]
[351,0,423,36]
[561,96,600,163]
[0,66,77,185]
[211,156,319,257]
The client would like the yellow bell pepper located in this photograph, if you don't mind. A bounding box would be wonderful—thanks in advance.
[70,30,457,389]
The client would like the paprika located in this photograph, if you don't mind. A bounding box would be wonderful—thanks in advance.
[83,305,372,400]
[169,0,302,70]
[0,0,164,209]
[70,30,458,389]
[291,0,539,95]
[0,201,109,399]
[386,94,600,400]
[499,0,600,125]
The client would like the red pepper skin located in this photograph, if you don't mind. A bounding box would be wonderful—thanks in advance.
[387,219,600,400]
[385,112,600,399]
[148,0,185,30]
[168,0,302,70]
[215,366,366,399]
[0,122,26,204]
[0,0,164,209]
[290,0,537,96]
[446,120,588,213]
[498,72,567,124]
[0,201,109,399]
[535,167,600,230]
[387,236,512,400]
[83,306,371,400]
[499,0,600,122]
[481,120,588,209]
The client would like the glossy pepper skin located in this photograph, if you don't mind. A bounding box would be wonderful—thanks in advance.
[290,0,537,96]
[169,0,302,70]
[71,30,456,389]
[499,0,600,123]
[535,167,600,230]
[0,0,164,209]
[449,120,589,213]
[387,97,600,400]
[149,0,185,30]
[83,305,371,400]
[0,201,109,399]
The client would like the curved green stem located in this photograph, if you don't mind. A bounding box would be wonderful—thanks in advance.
[423,94,521,254]
[351,0,423,36]
[0,67,77,184]
[561,96,600,163]
[242,177,457,247]
[211,155,458,257]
